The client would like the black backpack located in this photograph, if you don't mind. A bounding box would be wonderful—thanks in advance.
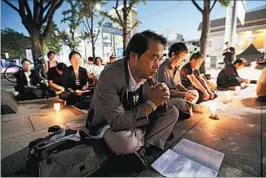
[26,126,109,177]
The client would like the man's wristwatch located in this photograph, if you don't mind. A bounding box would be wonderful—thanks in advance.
[146,100,156,111]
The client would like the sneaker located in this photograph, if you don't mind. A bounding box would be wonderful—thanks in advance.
[134,145,163,167]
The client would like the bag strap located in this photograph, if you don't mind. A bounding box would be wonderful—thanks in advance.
[30,125,110,153]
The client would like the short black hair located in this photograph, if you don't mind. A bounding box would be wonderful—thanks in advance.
[69,51,81,61]
[190,52,203,61]
[233,58,247,65]
[47,51,55,58]
[229,47,235,53]
[88,57,94,62]
[110,55,116,59]
[21,58,32,65]
[56,63,67,71]
[94,57,102,65]
[124,30,167,59]
[168,43,188,57]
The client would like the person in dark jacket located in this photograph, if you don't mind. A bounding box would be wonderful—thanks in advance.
[217,58,250,90]
[14,59,46,100]
[180,52,216,103]
[47,63,68,96]
[60,51,90,106]
[223,47,235,67]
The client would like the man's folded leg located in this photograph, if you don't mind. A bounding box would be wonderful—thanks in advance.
[145,105,179,150]
[103,128,145,155]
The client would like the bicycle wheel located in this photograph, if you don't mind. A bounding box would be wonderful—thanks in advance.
[38,67,46,80]
[4,65,21,83]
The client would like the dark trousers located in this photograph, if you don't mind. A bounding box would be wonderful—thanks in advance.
[258,95,266,102]
[59,91,92,109]
[217,79,241,89]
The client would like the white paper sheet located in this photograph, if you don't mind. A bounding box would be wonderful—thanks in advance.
[172,139,224,171]
[151,149,218,177]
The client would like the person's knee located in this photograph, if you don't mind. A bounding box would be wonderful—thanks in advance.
[167,105,179,123]
[104,129,143,155]
[169,98,188,111]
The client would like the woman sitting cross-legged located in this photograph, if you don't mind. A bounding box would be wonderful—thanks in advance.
[14,58,48,100]
[217,58,250,90]
[60,51,91,108]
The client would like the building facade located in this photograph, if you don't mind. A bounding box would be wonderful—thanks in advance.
[198,5,266,59]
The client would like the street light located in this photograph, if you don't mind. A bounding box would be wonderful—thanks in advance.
[95,3,101,11]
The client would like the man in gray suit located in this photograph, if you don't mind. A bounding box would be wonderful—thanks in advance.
[86,30,179,165]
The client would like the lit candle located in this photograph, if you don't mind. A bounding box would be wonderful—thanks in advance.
[209,102,219,120]
[225,91,232,103]
[209,102,217,116]
[235,86,241,95]
[54,103,61,112]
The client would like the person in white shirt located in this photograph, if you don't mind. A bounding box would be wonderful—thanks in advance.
[83,57,96,87]
[257,67,266,102]
[92,57,104,80]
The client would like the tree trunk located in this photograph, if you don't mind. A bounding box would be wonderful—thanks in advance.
[90,16,96,59]
[92,42,96,59]
[199,0,210,74]
[122,0,128,55]
[123,27,127,54]
[31,30,44,65]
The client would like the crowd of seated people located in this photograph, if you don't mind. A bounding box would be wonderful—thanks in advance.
[11,29,266,169]
[157,42,202,119]
[13,50,111,109]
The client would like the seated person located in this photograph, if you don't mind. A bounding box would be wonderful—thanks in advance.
[92,57,104,80]
[157,43,200,118]
[47,63,68,95]
[217,58,250,90]
[14,59,47,100]
[256,67,266,102]
[61,51,90,106]
[45,51,58,73]
[83,57,96,88]
[223,47,235,67]
[105,55,117,68]
[86,30,178,165]
[180,52,216,103]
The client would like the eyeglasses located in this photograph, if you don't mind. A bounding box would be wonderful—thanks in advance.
[142,53,164,64]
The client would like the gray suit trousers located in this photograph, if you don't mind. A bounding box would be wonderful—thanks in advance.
[103,105,179,155]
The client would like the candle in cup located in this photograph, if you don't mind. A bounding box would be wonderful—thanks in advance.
[225,91,232,103]
[209,102,217,116]
[54,103,61,112]
[209,102,219,120]
[235,86,241,95]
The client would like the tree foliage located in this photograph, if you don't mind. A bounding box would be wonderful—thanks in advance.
[43,22,62,54]
[59,0,82,51]
[3,0,64,62]
[1,28,31,59]
[76,0,106,59]
[191,0,230,74]
[101,0,145,52]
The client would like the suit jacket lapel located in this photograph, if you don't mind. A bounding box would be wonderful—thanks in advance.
[123,59,130,105]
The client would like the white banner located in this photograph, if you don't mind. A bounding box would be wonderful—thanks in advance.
[236,0,246,26]
[224,6,232,48]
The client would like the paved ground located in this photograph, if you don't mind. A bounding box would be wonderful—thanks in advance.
[1,66,265,177]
